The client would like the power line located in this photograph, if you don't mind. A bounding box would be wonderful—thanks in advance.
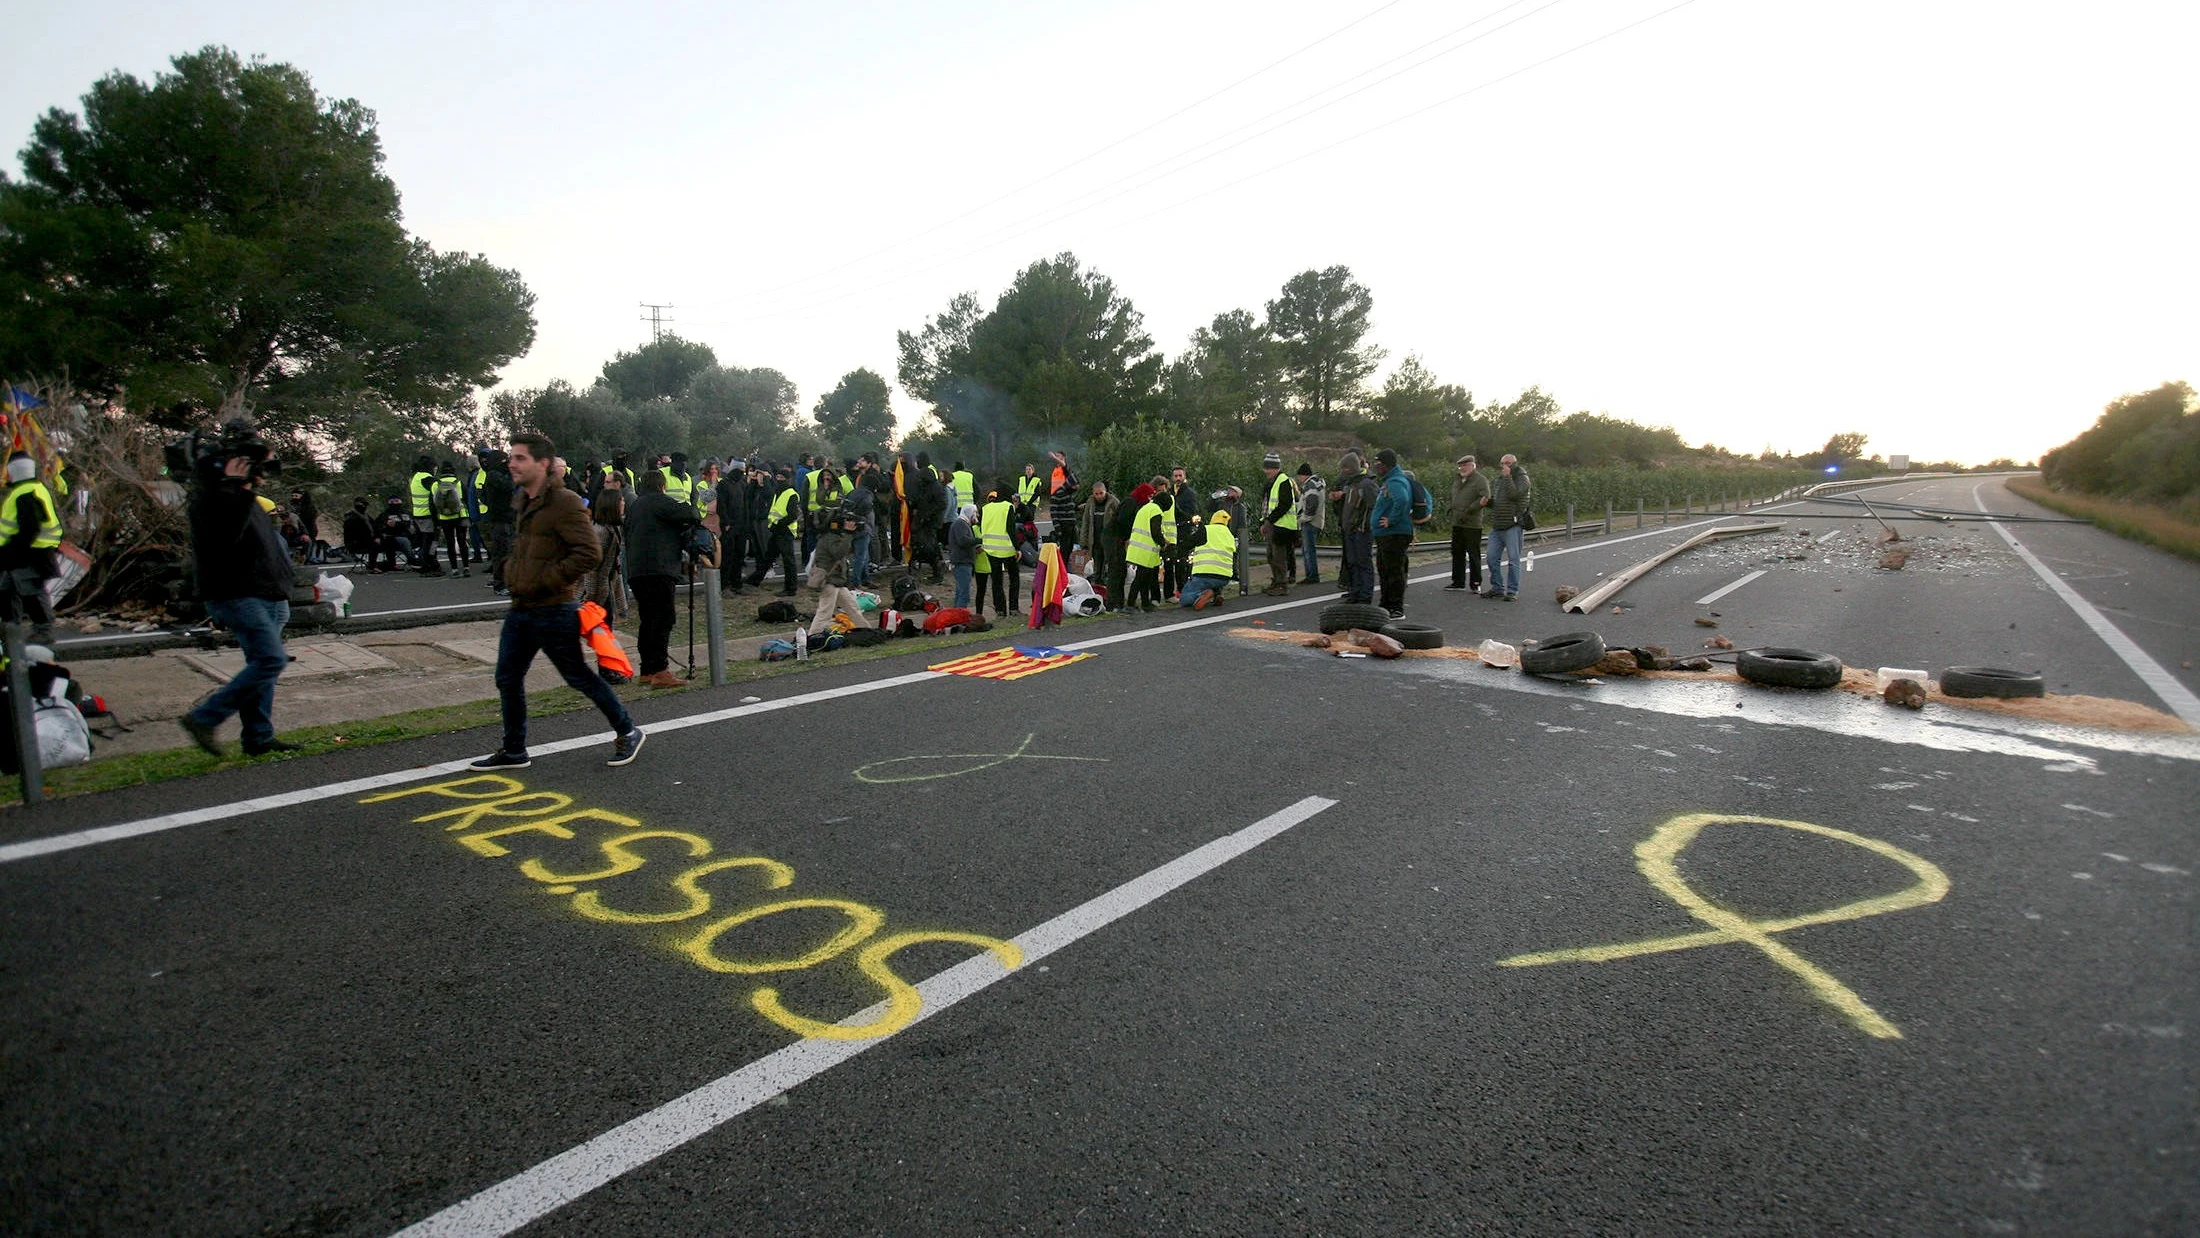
[639,302,675,341]
[720,0,1415,307]
[735,0,1571,324]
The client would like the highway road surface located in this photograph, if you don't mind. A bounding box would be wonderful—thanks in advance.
[3,476,2192,1236]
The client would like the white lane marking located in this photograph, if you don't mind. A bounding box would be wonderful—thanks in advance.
[351,600,510,618]
[1816,529,1842,544]
[0,672,940,865]
[388,794,1339,1238]
[1694,570,1766,606]
[1,506,1797,863]
[1975,480,2200,727]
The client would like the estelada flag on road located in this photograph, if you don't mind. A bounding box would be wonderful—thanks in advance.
[929,645,1092,681]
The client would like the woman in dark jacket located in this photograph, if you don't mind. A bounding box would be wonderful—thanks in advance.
[622,471,698,688]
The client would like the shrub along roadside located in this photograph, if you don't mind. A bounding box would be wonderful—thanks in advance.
[2006,476,2200,563]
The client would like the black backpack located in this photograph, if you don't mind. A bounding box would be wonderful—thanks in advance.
[757,600,800,624]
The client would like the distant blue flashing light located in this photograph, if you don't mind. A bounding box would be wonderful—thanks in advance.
[1824,465,1840,474]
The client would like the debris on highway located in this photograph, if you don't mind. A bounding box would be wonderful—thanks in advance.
[1883,678,1928,709]
[1554,584,1580,604]
[1878,546,1911,570]
[1561,522,1783,613]
[1694,616,1719,628]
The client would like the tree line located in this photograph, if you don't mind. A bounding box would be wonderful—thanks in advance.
[2040,381,2199,518]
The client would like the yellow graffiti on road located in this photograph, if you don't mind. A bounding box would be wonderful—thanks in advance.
[852,732,1107,784]
[1500,813,1950,1039]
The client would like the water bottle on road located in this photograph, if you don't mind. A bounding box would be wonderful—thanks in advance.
[1525,551,1536,573]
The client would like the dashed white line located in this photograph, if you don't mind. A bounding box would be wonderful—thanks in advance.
[1694,570,1766,606]
[388,794,1339,1238]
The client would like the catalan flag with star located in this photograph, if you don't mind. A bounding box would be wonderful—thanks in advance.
[928,644,1094,681]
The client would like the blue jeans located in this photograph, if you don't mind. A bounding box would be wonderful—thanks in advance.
[852,531,872,587]
[1487,524,1524,595]
[1179,575,1230,606]
[1342,531,1375,604]
[190,596,291,748]
[1301,529,1320,580]
[495,602,634,756]
[952,562,973,609]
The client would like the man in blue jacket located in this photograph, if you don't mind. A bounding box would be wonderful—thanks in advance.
[1369,448,1415,618]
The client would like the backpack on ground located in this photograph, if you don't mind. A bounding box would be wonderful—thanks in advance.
[757,600,800,624]
[759,638,796,662]
[433,478,464,520]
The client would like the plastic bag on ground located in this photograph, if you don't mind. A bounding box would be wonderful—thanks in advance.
[1477,639,1518,669]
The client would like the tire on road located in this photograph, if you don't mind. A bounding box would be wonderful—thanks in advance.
[1320,602,1393,634]
[1737,647,1844,689]
[285,602,339,629]
[1520,631,1606,676]
[1939,666,2045,699]
[1380,621,1444,650]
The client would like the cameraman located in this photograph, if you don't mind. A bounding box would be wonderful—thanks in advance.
[178,424,299,758]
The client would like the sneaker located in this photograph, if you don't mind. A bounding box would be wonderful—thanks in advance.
[1442,584,1468,592]
[1502,593,1517,602]
[607,727,646,766]
[243,738,304,756]
[1305,576,1322,585]
[1192,592,1214,611]
[179,716,225,757]
[1387,608,1405,619]
[469,750,531,770]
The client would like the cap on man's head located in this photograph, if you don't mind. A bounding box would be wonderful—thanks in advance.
[1374,448,1399,467]
[1262,452,1282,469]
[1296,463,1313,476]
[1456,454,1477,465]
[5,452,35,484]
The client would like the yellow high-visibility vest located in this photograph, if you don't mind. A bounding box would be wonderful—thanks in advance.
[1125,501,1166,569]
[951,470,974,508]
[1190,524,1237,578]
[979,499,1014,559]
[1017,475,1042,506]
[408,471,435,517]
[769,486,802,530]
[0,481,62,548]
[1268,473,1299,531]
[471,467,489,516]
[661,469,694,506]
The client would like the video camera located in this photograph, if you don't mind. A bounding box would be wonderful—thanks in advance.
[164,419,282,485]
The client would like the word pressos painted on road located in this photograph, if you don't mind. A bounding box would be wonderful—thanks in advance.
[1500,812,1950,1039]
[361,775,1022,1040]
[852,732,1108,784]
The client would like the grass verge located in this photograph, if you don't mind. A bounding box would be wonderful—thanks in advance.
[2005,476,2200,563]
[5,614,1101,807]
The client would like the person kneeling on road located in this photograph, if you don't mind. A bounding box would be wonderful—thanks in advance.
[471,431,645,771]
[1178,508,1237,610]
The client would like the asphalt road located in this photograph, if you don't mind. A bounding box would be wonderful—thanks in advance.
[3,477,2194,1236]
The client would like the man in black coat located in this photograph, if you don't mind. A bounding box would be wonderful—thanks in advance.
[179,424,299,757]
[624,469,698,688]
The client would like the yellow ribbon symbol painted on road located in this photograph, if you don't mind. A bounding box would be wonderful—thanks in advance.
[1500,813,1950,1039]
[852,733,1108,784]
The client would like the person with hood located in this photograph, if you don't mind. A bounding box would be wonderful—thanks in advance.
[947,502,979,609]
[1122,482,1169,612]
[341,497,376,565]
[716,458,750,593]
[0,451,62,643]
[479,449,517,594]
[624,469,698,688]
[373,496,415,573]
[1103,480,1139,608]
[749,465,802,596]
[658,452,696,509]
[907,452,948,584]
[1076,480,1119,596]
[407,453,440,573]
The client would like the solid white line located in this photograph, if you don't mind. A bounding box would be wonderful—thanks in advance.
[1974,481,2200,726]
[4,506,1796,864]
[1694,570,1766,606]
[1815,529,1842,544]
[388,794,1338,1238]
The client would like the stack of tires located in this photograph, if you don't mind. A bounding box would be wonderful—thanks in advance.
[1318,603,1444,649]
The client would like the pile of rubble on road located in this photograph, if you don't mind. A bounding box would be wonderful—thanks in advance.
[1670,526,2018,578]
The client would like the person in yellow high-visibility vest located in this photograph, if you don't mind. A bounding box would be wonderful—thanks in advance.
[1180,509,1237,610]
[0,451,64,641]
[1016,463,1042,513]
[978,487,1020,616]
[1121,482,1169,612]
[949,463,975,516]
[1257,451,1300,595]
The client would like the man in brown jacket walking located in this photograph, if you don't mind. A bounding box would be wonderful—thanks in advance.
[470,431,646,769]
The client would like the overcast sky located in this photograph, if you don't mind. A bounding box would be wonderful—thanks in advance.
[11,1,2196,464]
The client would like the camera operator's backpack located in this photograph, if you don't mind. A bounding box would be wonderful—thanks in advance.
[433,476,464,519]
